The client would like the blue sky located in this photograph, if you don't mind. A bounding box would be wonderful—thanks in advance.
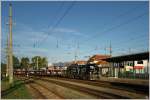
[1,1,149,63]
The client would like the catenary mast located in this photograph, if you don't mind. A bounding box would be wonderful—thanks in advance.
[8,3,13,85]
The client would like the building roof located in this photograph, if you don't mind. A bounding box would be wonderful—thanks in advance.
[104,52,149,62]
[96,60,109,65]
[88,54,110,63]
[73,60,87,65]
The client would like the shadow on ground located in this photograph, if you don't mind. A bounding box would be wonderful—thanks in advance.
[1,78,33,98]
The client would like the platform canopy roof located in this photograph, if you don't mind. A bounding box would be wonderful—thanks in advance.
[104,52,149,62]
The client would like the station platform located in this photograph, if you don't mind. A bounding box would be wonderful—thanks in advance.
[98,77,149,86]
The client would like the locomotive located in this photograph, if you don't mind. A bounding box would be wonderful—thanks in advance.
[65,63,100,80]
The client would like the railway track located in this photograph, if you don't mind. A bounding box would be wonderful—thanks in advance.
[46,77,148,95]
[32,77,147,99]
[33,78,120,98]
[26,83,47,99]
[34,79,98,99]
[25,77,97,99]
[14,76,148,99]
[25,79,63,99]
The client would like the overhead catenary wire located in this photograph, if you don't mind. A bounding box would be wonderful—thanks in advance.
[111,33,148,47]
[113,45,148,56]
[35,1,76,47]
[99,4,146,29]
[113,41,148,52]
[80,33,148,58]
[5,3,147,63]
[63,9,148,58]
[62,4,147,50]
[78,12,148,58]
[60,4,146,51]
[31,3,145,50]
[80,12,147,47]
[32,31,148,58]
[33,2,65,48]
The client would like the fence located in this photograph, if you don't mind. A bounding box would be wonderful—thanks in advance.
[119,72,149,79]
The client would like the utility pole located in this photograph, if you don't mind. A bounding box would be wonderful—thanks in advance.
[8,3,13,86]
[6,35,9,78]
[104,46,106,55]
[74,50,77,64]
[109,41,112,57]
[74,42,79,64]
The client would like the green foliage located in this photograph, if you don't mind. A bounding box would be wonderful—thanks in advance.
[1,63,6,73]
[13,56,20,69]
[31,56,48,69]
[1,56,20,70]
[20,57,30,70]
[41,57,48,67]
[12,56,48,70]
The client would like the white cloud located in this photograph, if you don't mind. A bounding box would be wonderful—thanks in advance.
[53,28,76,33]
[46,27,88,38]
[14,47,49,58]
[13,23,88,45]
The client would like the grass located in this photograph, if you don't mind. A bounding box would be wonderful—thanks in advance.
[1,79,10,92]
[1,76,32,99]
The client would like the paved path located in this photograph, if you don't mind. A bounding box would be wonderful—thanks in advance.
[99,77,149,86]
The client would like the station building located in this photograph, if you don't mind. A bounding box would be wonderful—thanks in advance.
[104,52,149,79]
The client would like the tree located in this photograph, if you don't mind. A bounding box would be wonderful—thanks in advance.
[31,56,40,70]
[1,63,6,79]
[20,57,30,70]
[13,56,20,69]
[31,56,48,70]
[41,57,48,67]
[1,63,6,73]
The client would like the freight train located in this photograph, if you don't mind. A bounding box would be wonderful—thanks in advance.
[14,63,100,80]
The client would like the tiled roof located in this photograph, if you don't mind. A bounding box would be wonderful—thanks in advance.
[89,54,110,61]
[76,61,87,65]
[88,54,110,64]
[72,60,87,65]
[96,60,109,65]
